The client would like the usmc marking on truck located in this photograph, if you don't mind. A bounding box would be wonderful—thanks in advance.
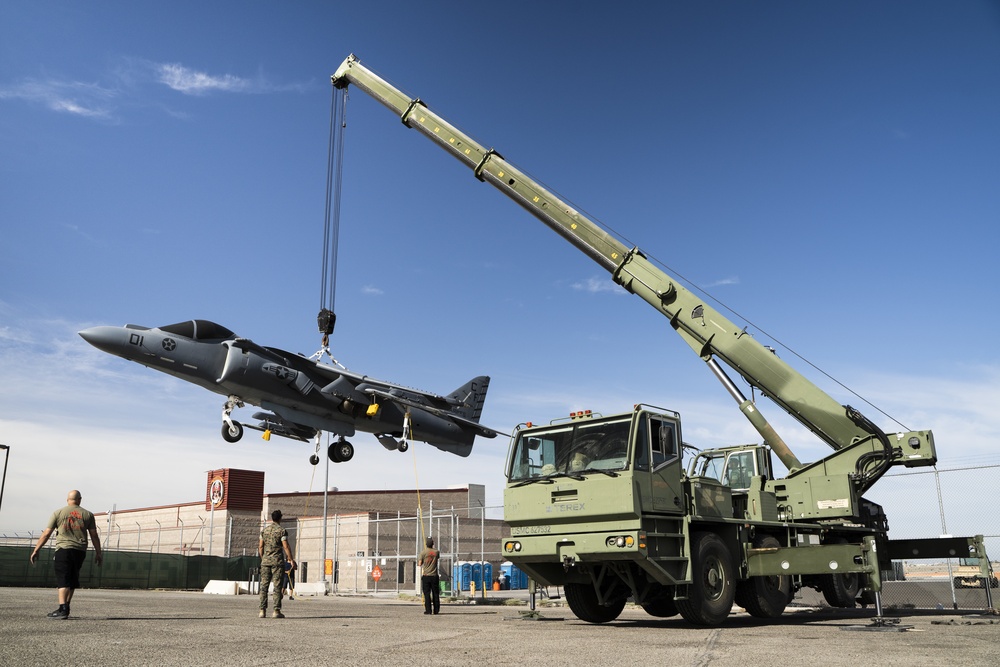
[512,525,552,536]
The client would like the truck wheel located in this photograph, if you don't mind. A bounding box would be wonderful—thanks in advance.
[818,537,860,607]
[641,592,678,618]
[677,532,736,626]
[822,571,860,607]
[735,535,791,618]
[564,582,626,624]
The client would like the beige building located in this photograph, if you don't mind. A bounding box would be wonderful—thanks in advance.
[93,468,509,592]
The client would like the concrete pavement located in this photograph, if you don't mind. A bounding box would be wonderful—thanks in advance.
[3,587,998,666]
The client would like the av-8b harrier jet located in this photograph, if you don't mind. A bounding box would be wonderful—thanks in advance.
[80,319,497,464]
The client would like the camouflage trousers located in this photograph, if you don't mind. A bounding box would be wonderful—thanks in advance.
[259,562,286,611]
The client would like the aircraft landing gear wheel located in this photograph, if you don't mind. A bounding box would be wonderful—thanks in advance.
[398,440,409,453]
[222,421,244,443]
[309,454,320,466]
[329,439,354,463]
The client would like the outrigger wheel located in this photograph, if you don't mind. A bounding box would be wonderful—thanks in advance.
[328,438,354,463]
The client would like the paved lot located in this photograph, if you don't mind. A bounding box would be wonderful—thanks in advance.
[4,587,998,667]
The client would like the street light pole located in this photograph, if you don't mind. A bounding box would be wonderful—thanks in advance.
[322,436,330,584]
[0,445,9,517]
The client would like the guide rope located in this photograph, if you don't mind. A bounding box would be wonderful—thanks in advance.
[405,412,428,543]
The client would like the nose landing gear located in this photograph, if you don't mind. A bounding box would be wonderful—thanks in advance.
[221,396,245,443]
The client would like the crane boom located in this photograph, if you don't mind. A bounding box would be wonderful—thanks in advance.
[331,54,935,477]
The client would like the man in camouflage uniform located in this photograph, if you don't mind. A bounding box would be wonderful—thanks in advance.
[258,509,295,618]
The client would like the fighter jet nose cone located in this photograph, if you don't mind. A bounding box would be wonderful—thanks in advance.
[79,326,124,353]
[79,327,102,345]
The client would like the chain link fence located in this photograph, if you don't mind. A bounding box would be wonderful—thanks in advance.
[3,466,996,610]
[867,464,999,611]
[286,505,508,595]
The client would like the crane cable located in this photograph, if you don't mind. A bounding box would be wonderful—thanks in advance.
[318,85,348,351]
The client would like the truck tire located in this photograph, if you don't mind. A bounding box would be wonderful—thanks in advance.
[735,535,791,618]
[641,593,678,618]
[821,571,860,607]
[564,582,626,624]
[677,532,736,626]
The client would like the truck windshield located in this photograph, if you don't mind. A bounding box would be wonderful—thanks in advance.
[508,415,632,482]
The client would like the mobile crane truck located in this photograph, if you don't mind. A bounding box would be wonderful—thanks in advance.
[330,54,994,626]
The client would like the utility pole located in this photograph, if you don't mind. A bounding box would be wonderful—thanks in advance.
[0,444,9,517]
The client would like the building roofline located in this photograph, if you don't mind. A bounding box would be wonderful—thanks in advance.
[263,486,470,499]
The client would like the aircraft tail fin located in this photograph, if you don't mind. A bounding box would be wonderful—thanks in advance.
[449,376,490,423]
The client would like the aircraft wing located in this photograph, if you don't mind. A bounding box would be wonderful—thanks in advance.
[238,344,503,439]
[307,359,460,406]
[363,387,503,438]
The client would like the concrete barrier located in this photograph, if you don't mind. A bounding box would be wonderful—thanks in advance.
[203,580,240,595]
[292,582,329,597]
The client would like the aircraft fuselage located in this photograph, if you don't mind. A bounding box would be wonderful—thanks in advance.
[79,321,491,456]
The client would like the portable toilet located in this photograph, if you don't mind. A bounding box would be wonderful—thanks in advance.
[452,562,472,592]
[501,561,522,590]
[471,562,482,591]
[482,562,493,590]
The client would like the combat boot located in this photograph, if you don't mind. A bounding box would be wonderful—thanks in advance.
[47,606,69,620]
[271,609,285,619]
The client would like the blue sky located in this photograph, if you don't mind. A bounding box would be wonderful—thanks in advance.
[2,2,999,540]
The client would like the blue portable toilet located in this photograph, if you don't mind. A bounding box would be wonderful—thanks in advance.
[482,562,493,590]
[500,562,514,589]
[501,561,523,590]
[452,562,472,592]
[471,562,482,590]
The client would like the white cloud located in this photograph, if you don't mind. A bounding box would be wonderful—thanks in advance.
[0,79,116,119]
[155,63,252,95]
[0,58,305,122]
[361,285,384,296]
[705,276,740,288]
[570,276,624,294]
